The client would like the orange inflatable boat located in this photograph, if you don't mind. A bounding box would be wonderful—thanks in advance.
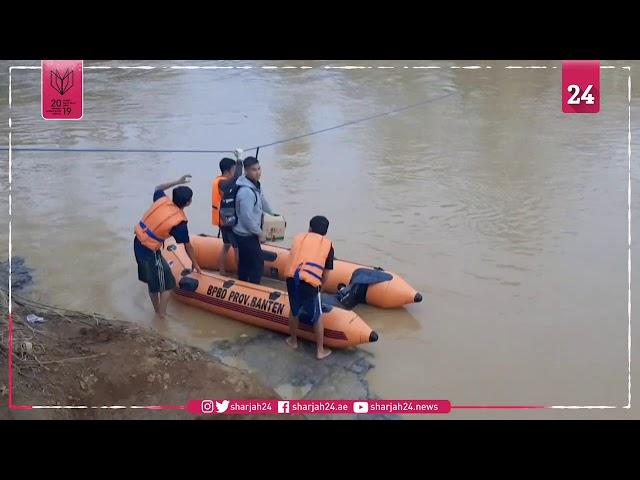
[162,238,378,349]
[187,234,422,309]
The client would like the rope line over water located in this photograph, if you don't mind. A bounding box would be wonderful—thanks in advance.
[2,91,456,155]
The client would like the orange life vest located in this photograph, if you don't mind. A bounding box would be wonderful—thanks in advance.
[211,176,223,226]
[285,232,333,288]
[134,196,187,251]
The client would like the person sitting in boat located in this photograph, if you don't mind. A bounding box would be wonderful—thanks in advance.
[211,150,243,276]
[232,156,275,285]
[134,175,202,319]
[285,216,335,360]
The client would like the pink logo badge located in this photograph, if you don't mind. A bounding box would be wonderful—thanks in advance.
[562,60,600,114]
[42,60,83,120]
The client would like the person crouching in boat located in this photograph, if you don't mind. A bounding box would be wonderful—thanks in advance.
[285,216,335,360]
[134,175,202,319]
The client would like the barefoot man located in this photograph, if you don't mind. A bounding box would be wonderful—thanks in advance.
[134,175,202,319]
[284,216,335,360]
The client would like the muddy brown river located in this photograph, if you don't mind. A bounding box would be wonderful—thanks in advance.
[1,60,639,418]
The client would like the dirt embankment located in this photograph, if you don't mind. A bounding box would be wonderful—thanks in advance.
[1,291,286,420]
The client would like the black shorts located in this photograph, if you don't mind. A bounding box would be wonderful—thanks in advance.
[219,227,237,247]
[286,278,322,325]
[135,250,176,294]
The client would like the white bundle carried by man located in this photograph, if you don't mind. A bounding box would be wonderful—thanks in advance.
[262,213,286,242]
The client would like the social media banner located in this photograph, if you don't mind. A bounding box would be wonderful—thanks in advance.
[186,399,451,415]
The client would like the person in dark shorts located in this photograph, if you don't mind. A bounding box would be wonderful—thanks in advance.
[134,175,201,319]
[212,150,243,275]
[284,216,335,360]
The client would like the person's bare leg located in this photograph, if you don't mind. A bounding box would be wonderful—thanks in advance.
[158,290,172,319]
[219,244,230,275]
[286,315,299,349]
[314,318,332,360]
[148,291,160,314]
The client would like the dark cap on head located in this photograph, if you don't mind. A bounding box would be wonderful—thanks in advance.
[173,186,193,208]
[310,216,329,235]
[243,156,259,169]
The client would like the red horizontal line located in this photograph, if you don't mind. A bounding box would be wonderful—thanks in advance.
[179,289,347,339]
[10,405,33,410]
[450,405,548,409]
[176,289,286,320]
[176,289,348,340]
[177,289,294,327]
[144,405,185,410]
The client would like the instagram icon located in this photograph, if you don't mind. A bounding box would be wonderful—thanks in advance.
[201,400,215,414]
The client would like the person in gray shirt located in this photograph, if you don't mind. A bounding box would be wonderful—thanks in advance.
[232,156,275,284]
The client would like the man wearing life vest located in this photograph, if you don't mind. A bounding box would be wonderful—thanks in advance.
[134,175,201,319]
[211,150,243,275]
[285,216,335,360]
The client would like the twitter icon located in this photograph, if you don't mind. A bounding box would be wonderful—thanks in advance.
[216,400,230,413]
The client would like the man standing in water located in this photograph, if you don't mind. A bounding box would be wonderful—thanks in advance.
[134,175,201,319]
[232,156,275,284]
[285,216,335,360]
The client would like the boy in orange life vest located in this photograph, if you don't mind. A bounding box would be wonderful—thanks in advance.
[134,175,202,320]
[285,216,335,360]
[211,151,243,275]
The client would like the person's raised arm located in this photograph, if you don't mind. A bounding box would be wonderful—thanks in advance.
[155,174,192,192]
[232,149,244,181]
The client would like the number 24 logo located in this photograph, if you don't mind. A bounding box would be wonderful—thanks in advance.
[567,84,595,105]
